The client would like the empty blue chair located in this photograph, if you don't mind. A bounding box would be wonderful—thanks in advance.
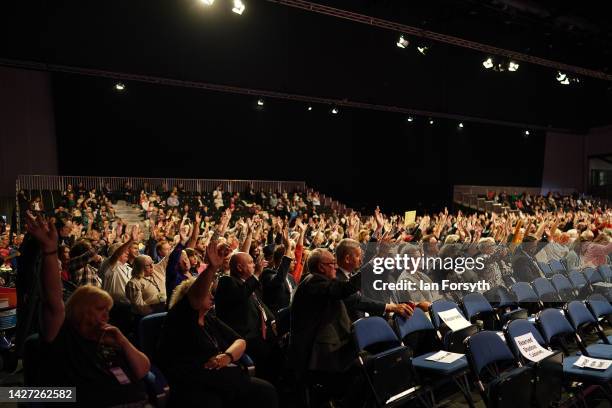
[549,260,567,276]
[568,271,590,295]
[537,308,576,356]
[430,300,478,353]
[583,267,604,285]
[504,319,563,408]
[463,292,497,330]
[395,310,474,407]
[538,262,554,278]
[532,278,562,303]
[466,331,534,408]
[551,274,575,302]
[353,317,431,407]
[511,282,542,314]
[565,301,612,357]
[598,265,612,283]
[586,294,612,322]
[485,286,527,324]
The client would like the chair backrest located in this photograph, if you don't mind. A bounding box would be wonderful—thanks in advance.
[353,316,401,352]
[536,308,574,344]
[598,265,612,282]
[532,278,558,301]
[511,282,539,303]
[583,267,603,284]
[568,271,587,289]
[463,292,494,321]
[549,260,566,275]
[137,312,167,359]
[551,274,572,293]
[538,262,554,277]
[395,308,435,340]
[430,299,463,329]
[566,301,597,330]
[466,331,516,375]
[505,319,547,358]
[484,286,517,309]
[586,294,612,319]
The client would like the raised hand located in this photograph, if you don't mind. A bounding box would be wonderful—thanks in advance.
[25,211,58,252]
[374,206,384,231]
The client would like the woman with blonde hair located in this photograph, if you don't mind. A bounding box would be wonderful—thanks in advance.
[157,238,278,408]
[25,212,150,407]
[125,255,166,316]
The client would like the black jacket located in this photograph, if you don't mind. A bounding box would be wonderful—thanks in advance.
[215,274,275,340]
[289,271,361,376]
[336,268,386,321]
[261,256,295,313]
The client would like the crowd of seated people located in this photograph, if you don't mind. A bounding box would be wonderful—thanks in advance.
[13,181,612,407]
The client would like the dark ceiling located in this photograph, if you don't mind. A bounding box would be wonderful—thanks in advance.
[1,0,612,130]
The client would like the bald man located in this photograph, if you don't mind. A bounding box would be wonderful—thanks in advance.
[215,252,278,381]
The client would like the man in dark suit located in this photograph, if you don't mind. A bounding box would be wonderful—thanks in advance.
[261,244,295,314]
[289,248,361,389]
[511,235,545,282]
[215,252,278,381]
[336,238,412,321]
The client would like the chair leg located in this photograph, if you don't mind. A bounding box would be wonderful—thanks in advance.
[453,374,476,408]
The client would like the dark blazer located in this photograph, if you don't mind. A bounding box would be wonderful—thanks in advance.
[336,268,386,322]
[261,256,295,314]
[289,272,361,376]
[215,274,275,340]
[511,248,544,283]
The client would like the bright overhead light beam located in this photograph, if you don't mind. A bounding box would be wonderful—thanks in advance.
[482,57,494,69]
[201,0,214,5]
[114,82,125,91]
[417,46,429,55]
[407,116,413,122]
[257,98,264,106]
[232,0,245,14]
[331,107,339,114]
[508,61,520,72]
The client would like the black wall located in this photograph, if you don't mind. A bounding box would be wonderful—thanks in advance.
[54,74,546,214]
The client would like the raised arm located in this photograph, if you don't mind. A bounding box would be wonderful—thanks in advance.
[25,212,65,343]
[186,212,201,249]
[108,225,138,265]
[187,238,225,310]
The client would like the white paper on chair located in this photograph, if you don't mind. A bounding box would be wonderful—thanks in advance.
[513,333,554,363]
[425,350,465,364]
[592,282,612,288]
[437,308,471,332]
[573,356,612,370]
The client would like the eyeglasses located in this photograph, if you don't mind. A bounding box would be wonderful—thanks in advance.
[321,261,337,266]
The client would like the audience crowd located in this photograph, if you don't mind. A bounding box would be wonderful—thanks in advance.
[11,183,612,407]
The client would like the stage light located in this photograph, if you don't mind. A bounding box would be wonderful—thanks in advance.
[524,130,530,136]
[331,107,339,115]
[482,57,494,69]
[556,71,570,85]
[508,61,520,72]
[396,35,409,49]
[407,116,414,122]
[257,98,264,106]
[114,82,125,91]
[232,0,245,15]
[417,46,429,55]
[428,119,434,125]
[307,105,313,111]
[201,0,214,5]
[458,122,464,128]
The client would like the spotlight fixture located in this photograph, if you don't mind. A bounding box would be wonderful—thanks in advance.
[407,116,414,122]
[396,35,409,49]
[458,122,464,129]
[307,105,313,111]
[331,107,339,115]
[256,98,264,107]
[556,71,570,85]
[232,0,245,15]
[482,57,494,69]
[200,0,214,5]
[524,130,530,136]
[417,46,429,55]
[508,61,520,72]
[114,82,126,91]
[428,119,434,125]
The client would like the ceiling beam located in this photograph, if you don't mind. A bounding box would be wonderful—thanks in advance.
[266,0,612,81]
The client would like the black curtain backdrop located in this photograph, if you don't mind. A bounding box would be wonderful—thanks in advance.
[53,74,546,214]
